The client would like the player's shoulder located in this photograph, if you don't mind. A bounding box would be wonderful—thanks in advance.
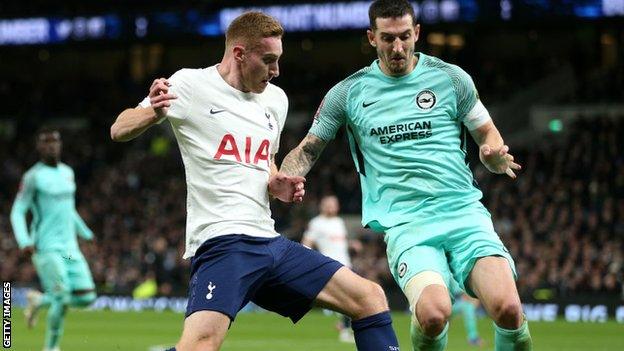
[334,66,374,92]
[58,162,74,174]
[264,83,288,104]
[169,66,213,85]
[419,53,471,80]
[23,163,42,180]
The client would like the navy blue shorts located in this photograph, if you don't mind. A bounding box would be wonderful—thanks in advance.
[185,234,343,323]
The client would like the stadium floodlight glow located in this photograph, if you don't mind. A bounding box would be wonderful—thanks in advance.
[548,119,563,133]
[218,1,464,34]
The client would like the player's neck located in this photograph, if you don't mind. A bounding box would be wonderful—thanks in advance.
[41,158,59,167]
[217,59,250,93]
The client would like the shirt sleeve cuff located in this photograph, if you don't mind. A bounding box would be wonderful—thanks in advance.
[463,100,491,131]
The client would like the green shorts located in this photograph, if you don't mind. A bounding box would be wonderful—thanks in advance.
[384,204,516,298]
[32,250,95,297]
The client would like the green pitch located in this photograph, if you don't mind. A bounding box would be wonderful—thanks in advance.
[8,308,624,350]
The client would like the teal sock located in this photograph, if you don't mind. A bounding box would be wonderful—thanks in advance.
[39,293,53,308]
[410,321,448,351]
[44,300,67,349]
[459,301,479,341]
[494,319,532,351]
[70,292,96,307]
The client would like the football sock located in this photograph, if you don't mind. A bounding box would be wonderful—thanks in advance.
[410,320,448,351]
[39,293,52,308]
[44,300,67,349]
[494,319,532,351]
[351,311,399,351]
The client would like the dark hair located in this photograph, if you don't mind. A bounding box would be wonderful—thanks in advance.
[369,0,417,30]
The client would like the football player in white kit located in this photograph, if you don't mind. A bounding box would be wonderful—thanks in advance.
[110,12,400,351]
[302,195,355,343]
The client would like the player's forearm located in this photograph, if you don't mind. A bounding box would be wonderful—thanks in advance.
[10,205,33,248]
[280,134,327,177]
[471,120,504,149]
[110,107,160,142]
[74,210,93,240]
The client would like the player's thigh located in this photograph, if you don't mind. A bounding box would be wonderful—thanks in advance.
[251,237,344,322]
[178,310,230,351]
[66,251,96,291]
[32,252,70,298]
[314,266,388,319]
[186,235,274,321]
[467,256,521,317]
[390,243,451,296]
[446,211,517,297]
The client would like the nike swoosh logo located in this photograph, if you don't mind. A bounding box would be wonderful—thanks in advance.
[362,100,379,108]
[210,108,226,114]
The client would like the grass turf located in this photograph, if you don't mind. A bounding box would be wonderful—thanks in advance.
[7,308,624,350]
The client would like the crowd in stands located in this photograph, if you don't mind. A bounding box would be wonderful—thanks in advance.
[1,27,623,301]
[1,114,622,300]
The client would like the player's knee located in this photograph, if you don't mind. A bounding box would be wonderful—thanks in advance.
[72,291,97,307]
[491,297,523,329]
[415,286,451,337]
[51,290,71,306]
[416,302,451,336]
[352,281,388,318]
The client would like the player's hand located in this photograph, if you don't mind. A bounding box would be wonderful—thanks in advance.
[479,144,521,179]
[268,173,306,203]
[21,246,34,260]
[149,78,177,119]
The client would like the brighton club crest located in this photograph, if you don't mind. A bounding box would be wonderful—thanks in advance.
[416,90,436,110]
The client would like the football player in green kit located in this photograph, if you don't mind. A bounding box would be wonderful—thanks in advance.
[272,1,532,350]
[10,127,97,351]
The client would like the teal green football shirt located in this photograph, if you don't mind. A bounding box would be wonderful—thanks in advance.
[309,53,484,231]
[10,162,93,252]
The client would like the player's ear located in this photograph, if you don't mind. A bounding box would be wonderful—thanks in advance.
[414,24,421,43]
[232,45,246,62]
[367,29,376,47]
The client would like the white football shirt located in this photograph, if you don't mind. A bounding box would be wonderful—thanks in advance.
[139,65,287,258]
[303,215,351,267]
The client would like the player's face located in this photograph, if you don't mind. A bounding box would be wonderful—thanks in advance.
[320,196,340,216]
[241,36,282,93]
[37,131,62,163]
[367,14,420,76]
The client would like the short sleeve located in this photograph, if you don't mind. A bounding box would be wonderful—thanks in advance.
[138,69,195,121]
[271,88,289,155]
[308,82,348,141]
[451,66,479,122]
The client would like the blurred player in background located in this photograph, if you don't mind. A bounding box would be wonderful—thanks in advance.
[452,293,483,347]
[110,11,399,351]
[275,0,532,350]
[302,195,354,343]
[10,127,97,351]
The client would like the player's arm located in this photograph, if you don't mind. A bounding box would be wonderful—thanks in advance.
[10,173,36,252]
[280,134,328,177]
[469,117,521,179]
[453,65,521,179]
[110,78,178,142]
[73,209,94,240]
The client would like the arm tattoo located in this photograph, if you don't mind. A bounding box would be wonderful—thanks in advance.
[280,134,327,177]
